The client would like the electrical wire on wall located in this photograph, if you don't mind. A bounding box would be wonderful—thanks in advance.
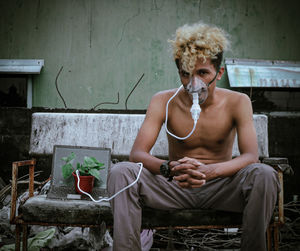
[125,73,145,110]
[93,92,120,110]
[55,66,67,108]
[54,68,144,110]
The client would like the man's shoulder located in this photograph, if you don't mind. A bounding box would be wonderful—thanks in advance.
[216,88,250,103]
[151,88,180,103]
[216,88,253,123]
[154,88,179,97]
[146,88,179,117]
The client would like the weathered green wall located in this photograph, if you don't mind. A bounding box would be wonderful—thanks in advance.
[0,0,299,109]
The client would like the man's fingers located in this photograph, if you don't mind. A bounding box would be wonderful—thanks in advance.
[186,169,206,179]
[173,165,206,180]
[177,182,189,188]
[177,178,206,188]
[174,173,206,184]
[178,157,197,165]
[173,163,197,173]
[178,157,204,166]
[178,157,190,162]
[174,174,189,182]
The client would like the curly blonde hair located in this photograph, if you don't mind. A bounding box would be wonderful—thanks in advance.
[169,22,230,73]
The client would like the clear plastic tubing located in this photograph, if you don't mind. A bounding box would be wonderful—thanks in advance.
[75,162,143,203]
[165,85,201,140]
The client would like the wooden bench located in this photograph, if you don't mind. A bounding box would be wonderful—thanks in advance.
[10,112,290,251]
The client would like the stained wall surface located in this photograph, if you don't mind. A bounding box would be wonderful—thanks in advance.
[0,0,299,109]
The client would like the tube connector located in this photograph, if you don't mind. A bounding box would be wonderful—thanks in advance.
[190,93,201,122]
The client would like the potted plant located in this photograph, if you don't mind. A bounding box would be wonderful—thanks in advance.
[61,152,105,194]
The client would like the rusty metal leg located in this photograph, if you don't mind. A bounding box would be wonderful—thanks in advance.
[267,225,272,251]
[22,225,28,251]
[273,225,279,251]
[15,224,21,251]
[29,165,34,197]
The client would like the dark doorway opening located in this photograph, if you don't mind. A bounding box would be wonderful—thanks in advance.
[0,74,27,107]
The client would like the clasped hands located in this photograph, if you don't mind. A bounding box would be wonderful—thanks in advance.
[170,157,207,188]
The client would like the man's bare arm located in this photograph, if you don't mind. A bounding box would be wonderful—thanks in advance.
[129,92,168,174]
[208,93,259,178]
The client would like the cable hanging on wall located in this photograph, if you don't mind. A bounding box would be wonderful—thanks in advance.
[55,66,67,108]
[93,92,120,110]
[125,73,145,110]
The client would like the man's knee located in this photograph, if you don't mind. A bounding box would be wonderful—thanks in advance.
[108,161,142,187]
[246,163,276,177]
[109,161,140,177]
[245,163,280,191]
[107,162,141,196]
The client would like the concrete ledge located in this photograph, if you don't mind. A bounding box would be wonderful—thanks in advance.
[30,113,269,158]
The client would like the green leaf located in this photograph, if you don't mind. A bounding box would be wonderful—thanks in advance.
[89,156,99,162]
[61,152,76,163]
[83,156,97,168]
[98,164,105,170]
[89,156,103,166]
[0,228,56,251]
[77,163,88,176]
[96,162,105,169]
[61,157,68,162]
[27,228,56,251]
[89,168,101,181]
[84,156,105,170]
[62,163,74,179]
[61,153,105,179]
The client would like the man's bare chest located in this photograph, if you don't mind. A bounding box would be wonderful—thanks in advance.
[167,105,235,149]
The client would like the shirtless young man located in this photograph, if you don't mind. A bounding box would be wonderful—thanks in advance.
[108,22,280,251]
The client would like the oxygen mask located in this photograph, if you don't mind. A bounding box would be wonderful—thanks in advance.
[165,77,206,140]
[185,77,208,105]
[164,70,219,140]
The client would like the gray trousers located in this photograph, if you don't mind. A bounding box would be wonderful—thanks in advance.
[107,162,280,251]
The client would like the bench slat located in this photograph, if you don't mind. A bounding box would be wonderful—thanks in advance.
[21,195,242,227]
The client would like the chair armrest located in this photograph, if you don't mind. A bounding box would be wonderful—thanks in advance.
[262,157,293,175]
[10,159,36,224]
[262,157,292,226]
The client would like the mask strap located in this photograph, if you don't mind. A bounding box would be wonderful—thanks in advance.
[207,70,220,87]
[183,69,220,90]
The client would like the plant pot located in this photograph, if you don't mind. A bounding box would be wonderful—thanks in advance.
[72,172,95,194]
